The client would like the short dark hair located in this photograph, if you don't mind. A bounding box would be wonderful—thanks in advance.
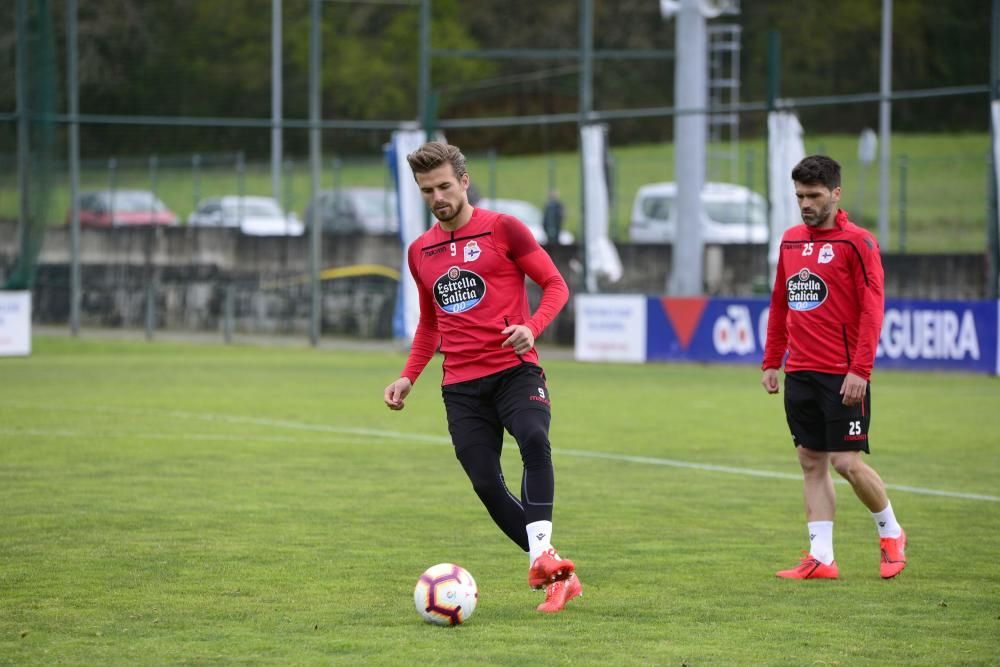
[791,155,841,190]
[406,141,467,180]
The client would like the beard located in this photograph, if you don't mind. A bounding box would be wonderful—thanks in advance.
[435,200,465,223]
[801,201,834,227]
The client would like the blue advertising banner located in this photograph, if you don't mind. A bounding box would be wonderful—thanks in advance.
[643,297,999,375]
[646,297,769,365]
[875,300,998,374]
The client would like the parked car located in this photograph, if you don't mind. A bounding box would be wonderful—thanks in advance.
[303,187,398,235]
[477,197,575,245]
[188,196,303,236]
[628,182,768,244]
[68,190,179,228]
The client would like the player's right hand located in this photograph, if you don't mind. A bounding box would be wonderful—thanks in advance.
[384,377,413,411]
[761,368,780,394]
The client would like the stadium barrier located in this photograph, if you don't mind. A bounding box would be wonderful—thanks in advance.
[575,294,1000,376]
[0,291,31,356]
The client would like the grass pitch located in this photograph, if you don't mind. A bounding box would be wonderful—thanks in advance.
[2,336,998,665]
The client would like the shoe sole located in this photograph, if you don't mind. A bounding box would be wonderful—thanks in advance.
[529,562,576,590]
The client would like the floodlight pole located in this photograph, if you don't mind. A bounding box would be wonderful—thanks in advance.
[578,0,593,292]
[991,0,1000,298]
[67,0,81,335]
[419,0,431,135]
[668,0,708,296]
[308,0,322,346]
[15,0,30,279]
[877,0,893,247]
[271,0,283,203]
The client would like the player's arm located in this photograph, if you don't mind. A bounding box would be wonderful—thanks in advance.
[850,233,884,379]
[842,234,885,405]
[385,247,441,411]
[761,242,789,393]
[498,216,569,353]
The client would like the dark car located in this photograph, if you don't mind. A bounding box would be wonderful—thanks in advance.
[303,187,398,235]
[67,190,179,228]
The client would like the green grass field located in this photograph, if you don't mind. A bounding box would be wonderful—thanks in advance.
[2,337,999,665]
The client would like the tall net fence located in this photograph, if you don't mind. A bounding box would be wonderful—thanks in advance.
[0,0,993,342]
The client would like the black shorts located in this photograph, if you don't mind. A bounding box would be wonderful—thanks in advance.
[783,370,872,453]
[441,363,551,455]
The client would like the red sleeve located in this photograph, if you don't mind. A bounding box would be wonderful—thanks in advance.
[850,233,885,380]
[498,216,569,338]
[400,244,441,385]
[762,245,789,370]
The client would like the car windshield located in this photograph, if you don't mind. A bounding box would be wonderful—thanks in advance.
[641,195,673,221]
[704,199,766,226]
[227,201,282,218]
[110,192,164,212]
[641,192,765,226]
[352,190,395,218]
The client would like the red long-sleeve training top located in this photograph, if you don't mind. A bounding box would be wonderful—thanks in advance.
[401,206,569,386]
[762,209,885,380]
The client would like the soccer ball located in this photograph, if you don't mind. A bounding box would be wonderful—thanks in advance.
[413,563,478,626]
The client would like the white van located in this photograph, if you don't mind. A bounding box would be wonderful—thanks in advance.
[628,181,768,244]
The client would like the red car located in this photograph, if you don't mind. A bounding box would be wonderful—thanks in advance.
[67,190,179,227]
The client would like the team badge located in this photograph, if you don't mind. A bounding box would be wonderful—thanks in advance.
[463,240,481,263]
[818,243,835,264]
[434,266,487,313]
[786,269,828,311]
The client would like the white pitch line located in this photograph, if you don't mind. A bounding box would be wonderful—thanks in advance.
[559,448,1000,503]
[3,405,998,503]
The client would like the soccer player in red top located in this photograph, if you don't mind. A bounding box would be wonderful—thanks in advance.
[383,142,581,612]
[761,155,906,580]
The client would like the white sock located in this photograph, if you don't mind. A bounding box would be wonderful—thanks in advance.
[872,501,902,538]
[807,521,835,565]
[526,520,553,564]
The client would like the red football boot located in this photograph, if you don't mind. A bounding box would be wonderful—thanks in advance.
[528,548,575,590]
[880,529,907,579]
[776,553,839,579]
[537,573,583,613]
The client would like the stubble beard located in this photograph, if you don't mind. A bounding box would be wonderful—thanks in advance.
[435,201,465,223]
[802,202,834,227]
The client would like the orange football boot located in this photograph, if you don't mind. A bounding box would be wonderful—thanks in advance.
[776,553,839,579]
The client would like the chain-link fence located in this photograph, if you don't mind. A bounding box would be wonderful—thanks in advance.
[0,0,994,342]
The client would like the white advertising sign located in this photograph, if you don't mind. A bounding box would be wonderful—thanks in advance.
[574,294,646,363]
[0,291,31,357]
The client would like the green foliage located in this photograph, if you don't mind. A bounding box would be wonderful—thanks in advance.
[1,337,998,664]
[0,0,989,157]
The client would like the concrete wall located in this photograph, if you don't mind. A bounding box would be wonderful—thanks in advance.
[0,220,988,343]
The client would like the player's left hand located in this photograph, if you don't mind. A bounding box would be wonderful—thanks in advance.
[839,371,867,406]
[501,324,535,356]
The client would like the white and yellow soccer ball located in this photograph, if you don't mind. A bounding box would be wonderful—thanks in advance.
[413,563,478,626]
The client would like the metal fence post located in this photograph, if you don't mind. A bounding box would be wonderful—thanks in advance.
[149,154,159,209]
[236,151,246,225]
[283,158,294,215]
[331,156,342,191]
[145,276,155,340]
[224,282,234,344]
[487,148,497,200]
[192,153,201,215]
[608,152,618,239]
[108,157,117,222]
[897,154,908,254]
